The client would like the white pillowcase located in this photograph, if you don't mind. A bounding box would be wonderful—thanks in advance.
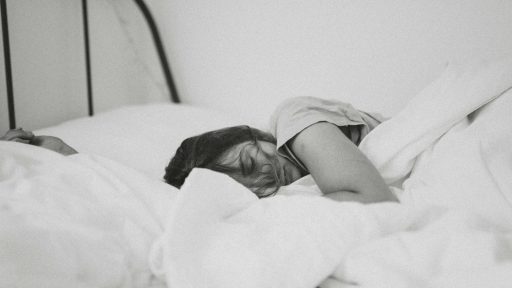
[36,103,249,179]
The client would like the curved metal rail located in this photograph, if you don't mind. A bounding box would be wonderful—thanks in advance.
[1,0,180,129]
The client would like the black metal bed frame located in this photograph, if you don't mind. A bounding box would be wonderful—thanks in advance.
[1,0,180,129]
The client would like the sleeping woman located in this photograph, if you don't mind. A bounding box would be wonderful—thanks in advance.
[165,96,398,203]
[1,96,397,203]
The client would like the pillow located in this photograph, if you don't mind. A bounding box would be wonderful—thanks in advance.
[36,103,249,179]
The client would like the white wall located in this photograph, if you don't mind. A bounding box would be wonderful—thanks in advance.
[88,0,168,113]
[0,0,86,133]
[2,0,512,133]
[0,0,167,133]
[154,0,512,123]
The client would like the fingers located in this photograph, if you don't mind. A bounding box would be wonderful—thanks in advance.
[0,128,35,143]
[30,135,78,155]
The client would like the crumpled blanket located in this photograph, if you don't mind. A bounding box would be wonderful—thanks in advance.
[359,58,512,229]
[0,143,176,288]
[150,58,512,288]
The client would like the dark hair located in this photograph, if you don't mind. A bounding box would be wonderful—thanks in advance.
[164,125,279,196]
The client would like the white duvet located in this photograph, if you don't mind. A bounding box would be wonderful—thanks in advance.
[0,143,177,288]
[151,59,512,288]
[1,58,512,288]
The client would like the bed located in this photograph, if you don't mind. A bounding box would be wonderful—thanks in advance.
[2,59,512,288]
[2,2,512,288]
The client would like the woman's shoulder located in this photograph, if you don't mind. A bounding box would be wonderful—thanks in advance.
[273,96,353,112]
[269,96,385,148]
[269,97,356,147]
[269,96,364,130]
[271,96,364,121]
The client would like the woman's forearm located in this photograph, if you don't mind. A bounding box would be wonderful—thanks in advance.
[324,190,397,203]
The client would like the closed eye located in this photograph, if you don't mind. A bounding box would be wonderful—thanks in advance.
[240,153,256,176]
[246,157,255,174]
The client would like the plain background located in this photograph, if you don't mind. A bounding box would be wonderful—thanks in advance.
[1,0,512,132]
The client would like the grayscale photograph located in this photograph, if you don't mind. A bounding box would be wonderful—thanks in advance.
[1,0,511,287]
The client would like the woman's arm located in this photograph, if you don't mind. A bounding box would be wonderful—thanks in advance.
[289,122,397,203]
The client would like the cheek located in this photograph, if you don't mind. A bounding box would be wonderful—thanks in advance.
[259,164,276,174]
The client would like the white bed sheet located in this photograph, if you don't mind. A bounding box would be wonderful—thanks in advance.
[0,102,261,287]
[0,142,177,287]
[360,58,512,229]
[3,59,512,288]
[151,58,512,288]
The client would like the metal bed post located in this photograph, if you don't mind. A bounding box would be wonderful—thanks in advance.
[133,0,180,103]
[82,0,94,116]
[82,0,181,113]
[1,0,15,129]
[1,0,180,129]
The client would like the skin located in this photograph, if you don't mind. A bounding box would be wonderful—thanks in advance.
[220,123,397,203]
[0,128,78,156]
[219,140,305,195]
[3,123,397,203]
[290,122,397,203]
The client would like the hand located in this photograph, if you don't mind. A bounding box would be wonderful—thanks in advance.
[0,128,35,143]
[1,128,77,156]
[30,135,78,156]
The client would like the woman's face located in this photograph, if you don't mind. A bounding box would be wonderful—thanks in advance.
[218,140,304,195]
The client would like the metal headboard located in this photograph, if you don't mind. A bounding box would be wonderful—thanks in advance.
[1,0,180,129]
